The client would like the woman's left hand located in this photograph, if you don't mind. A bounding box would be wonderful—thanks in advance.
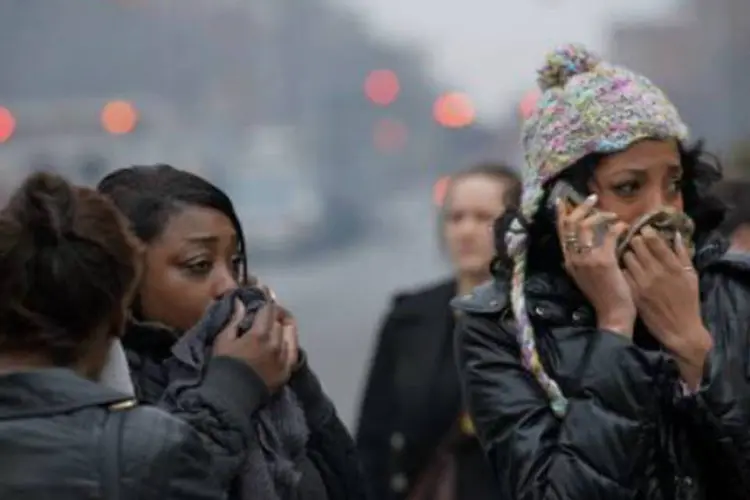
[622,227,713,388]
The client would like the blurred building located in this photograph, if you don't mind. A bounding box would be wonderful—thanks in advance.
[0,0,505,198]
[609,0,750,153]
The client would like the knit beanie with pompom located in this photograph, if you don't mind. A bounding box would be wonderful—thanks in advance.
[506,44,689,417]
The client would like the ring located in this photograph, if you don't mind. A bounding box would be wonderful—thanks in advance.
[683,265,695,273]
[576,244,593,254]
[563,232,579,251]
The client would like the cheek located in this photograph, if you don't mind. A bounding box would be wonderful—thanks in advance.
[442,223,459,248]
[137,267,212,331]
[671,193,684,212]
[596,194,637,224]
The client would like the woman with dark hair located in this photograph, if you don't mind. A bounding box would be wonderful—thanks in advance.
[356,162,521,500]
[97,164,364,500]
[454,45,750,500]
[0,172,223,499]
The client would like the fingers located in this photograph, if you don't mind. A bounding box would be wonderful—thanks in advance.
[641,227,680,268]
[276,322,289,366]
[628,227,676,274]
[219,300,246,341]
[556,194,599,258]
[281,322,299,370]
[566,193,599,227]
[623,268,638,296]
[674,232,694,268]
[251,302,276,339]
[622,250,647,284]
[578,211,619,249]
[265,317,284,354]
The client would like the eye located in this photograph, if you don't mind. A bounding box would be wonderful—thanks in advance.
[447,211,463,223]
[182,258,213,277]
[613,180,640,197]
[668,176,683,193]
[230,254,244,278]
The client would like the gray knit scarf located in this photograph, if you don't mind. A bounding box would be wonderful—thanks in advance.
[162,287,310,500]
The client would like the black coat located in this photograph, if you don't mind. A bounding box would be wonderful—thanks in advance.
[123,321,366,500]
[356,280,498,500]
[0,368,223,499]
[454,238,750,500]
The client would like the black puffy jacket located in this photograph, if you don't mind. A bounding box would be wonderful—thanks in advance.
[453,240,750,500]
[0,368,223,499]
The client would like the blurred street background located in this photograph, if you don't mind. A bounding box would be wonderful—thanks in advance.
[0,0,748,427]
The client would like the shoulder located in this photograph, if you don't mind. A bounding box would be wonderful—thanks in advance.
[451,279,517,358]
[119,406,222,498]
[391,279,456,308]
[702,251,750,292]
[119,406,211,477]
[451,278,510,316]
[384,279,456,318]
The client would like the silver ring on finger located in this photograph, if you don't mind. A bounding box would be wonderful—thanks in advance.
[563,232,579,252]
[575,243,593,255]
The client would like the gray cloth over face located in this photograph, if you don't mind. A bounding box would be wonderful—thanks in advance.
[161,287,309,500]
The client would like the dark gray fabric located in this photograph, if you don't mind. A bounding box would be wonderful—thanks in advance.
[161,286,310,500]
[0,369,224,499]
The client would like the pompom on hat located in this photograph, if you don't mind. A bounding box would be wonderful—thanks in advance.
[506,44,689,417]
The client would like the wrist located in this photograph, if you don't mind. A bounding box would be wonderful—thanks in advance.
[596,308,635,336]
[674,327,712,388]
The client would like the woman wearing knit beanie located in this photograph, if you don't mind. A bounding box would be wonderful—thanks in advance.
[453,44,750,499]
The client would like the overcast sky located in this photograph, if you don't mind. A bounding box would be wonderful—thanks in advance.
[339,0,685,123]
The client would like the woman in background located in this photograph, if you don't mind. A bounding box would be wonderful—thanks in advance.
[98,164,365,500]
[0,172,222,499]
[355,163,521,500]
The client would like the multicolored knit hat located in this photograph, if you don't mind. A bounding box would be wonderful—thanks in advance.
[506,44,689,417]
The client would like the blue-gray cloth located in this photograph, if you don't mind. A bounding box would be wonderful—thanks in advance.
[162,287,309,500]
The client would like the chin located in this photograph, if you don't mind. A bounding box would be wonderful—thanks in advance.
[456,260,490,278]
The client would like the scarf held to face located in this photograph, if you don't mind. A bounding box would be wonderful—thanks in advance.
[161,287,309,500]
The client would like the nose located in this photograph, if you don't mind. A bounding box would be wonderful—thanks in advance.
[212,266,239,299]
[642,187,670,213]
[456,215,485,236]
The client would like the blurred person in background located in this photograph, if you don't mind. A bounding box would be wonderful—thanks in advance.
[712,179,750,253]
[97,164,365,500]
[0,172,223,499]
[355,163,521,500]
[455,44,750,500]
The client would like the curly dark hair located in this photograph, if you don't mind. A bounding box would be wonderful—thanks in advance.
[494,141,726,273]
[711,179,750,238]
[97,164,248,283]
[0,172,142,365]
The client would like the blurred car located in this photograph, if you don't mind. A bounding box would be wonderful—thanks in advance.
[228,167,364,262]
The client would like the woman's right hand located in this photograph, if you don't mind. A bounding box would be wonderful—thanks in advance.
[555,194,636,337]
[213,301,297,391]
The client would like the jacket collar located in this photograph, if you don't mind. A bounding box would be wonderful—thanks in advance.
[0,368,131,420]
[122,317,178,361]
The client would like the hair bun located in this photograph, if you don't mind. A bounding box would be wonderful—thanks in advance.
[16,172,75,247]
[537,43,601,91]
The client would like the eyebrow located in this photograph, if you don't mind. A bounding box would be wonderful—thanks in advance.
[183,235,220,245]
[617,163,682,176]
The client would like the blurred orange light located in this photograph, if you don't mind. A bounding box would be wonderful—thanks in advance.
[101,100,138,135]
[373,118,408,153]
[0,107,16,143]
[433,92,475,128]
[433,175,451,206]
[364,70,400,107]
[519,89,541,120]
